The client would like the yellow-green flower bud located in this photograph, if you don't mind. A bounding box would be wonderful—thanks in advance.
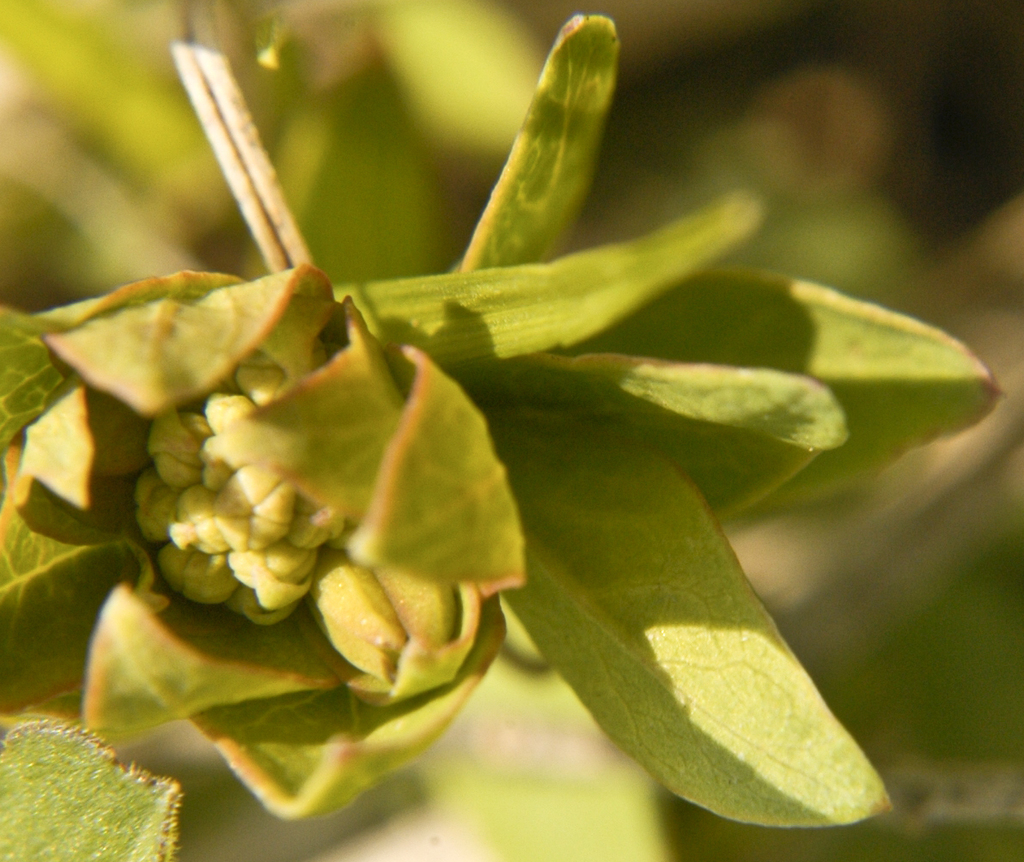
[148,410,211,488]
[225,585,299,625]
[214,464,296,551]
[169,484,230,554]
[201,393,258,490]
[157,544,237,603]
[228,541,316,610]
[308,550,476,704]
[134,468,177,542]
[235,350,286,406]
[286,496,349,549]
[308,550,407,686]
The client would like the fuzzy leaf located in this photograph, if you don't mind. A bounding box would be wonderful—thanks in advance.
[44,268,331,416]
[83,585,346,737]
[206,299,405,517]
[578,269,999,500]
[348,346,524,588]
[0,720,180,862]
[460,15,619,271]
[346,193,762,366]
[493,413,889,826]
[468,353,847,515]
[192,596,505,818]
[0,310,64,449]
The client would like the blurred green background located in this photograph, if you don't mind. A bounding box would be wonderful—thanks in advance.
[3,1,1024,859]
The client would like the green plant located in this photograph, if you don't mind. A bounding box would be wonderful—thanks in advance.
[0,9,997,855]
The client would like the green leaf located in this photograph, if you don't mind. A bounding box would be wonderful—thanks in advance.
[467,353,847,515]
[191,596,506,818]
[0,720,180,862]
[0,447,138,712]
[346,193,762,366]
[460,15,619,271]
[374,0,541,155]
[19,379,93,509]
[83,585,346,737]
[577,269,998,500]
[0,309,64,449]
[348,346,525,588]
[0,0,206,186]
[44,268,330,416]
[207,299,405,518]
[492,413,889,826]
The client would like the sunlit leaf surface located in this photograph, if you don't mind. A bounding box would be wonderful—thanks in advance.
[578,268,998,500]
[0,720,180,862]
[192,597,505,818]
[347,193,761,366]
[494,413,889,825]
[468,353,847,515]
[460,15,619,271]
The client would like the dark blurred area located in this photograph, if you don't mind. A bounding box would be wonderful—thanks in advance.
[3,1,1024,860]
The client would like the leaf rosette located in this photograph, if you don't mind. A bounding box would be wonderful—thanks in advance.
[0,13,1000,827]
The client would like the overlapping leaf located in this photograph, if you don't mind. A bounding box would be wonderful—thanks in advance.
[492,412,888,826]
[44,267,331,416]
[459,15,619,271]
[466,353,846,515]
[0,448,138,713]
[577,268,998,502]
[213,301,525,586]
[0,720,180,862]
[345,193,762,366]
[0,310,63,450]
[192,597,505,818]
[83,585,346,737]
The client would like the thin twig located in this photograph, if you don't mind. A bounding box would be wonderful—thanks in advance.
[172,41,311,273]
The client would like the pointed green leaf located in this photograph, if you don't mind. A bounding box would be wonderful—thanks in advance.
[0,720,180,862]
[83,585,346,737]
[207,299,405,517]
[346,193,762,366]
[460,15,619,271]
[492,413,889,825]
[577,268,998,499]
[0,310,64,448]
[468,353,847,515]
[0,447,137,712]
[44,268,330,416]
[348,346,524,588]
[192,596,505,818]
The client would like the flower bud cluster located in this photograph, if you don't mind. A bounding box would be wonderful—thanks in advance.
[135,349,350,624]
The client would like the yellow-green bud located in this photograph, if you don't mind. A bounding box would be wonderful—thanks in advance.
[235,350,286,406]
[307,550,473,703]
[148,410,211,488]
[225,585,299,625]
[169,484,230,554]
[228,541,316,610]
[214,464,296,551]
[286,496,349,549]
[308,550,407,686]
[134,468,177,542]
[157,544,237,603]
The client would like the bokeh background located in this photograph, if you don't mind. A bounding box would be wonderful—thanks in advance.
[3,1,1024,860]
